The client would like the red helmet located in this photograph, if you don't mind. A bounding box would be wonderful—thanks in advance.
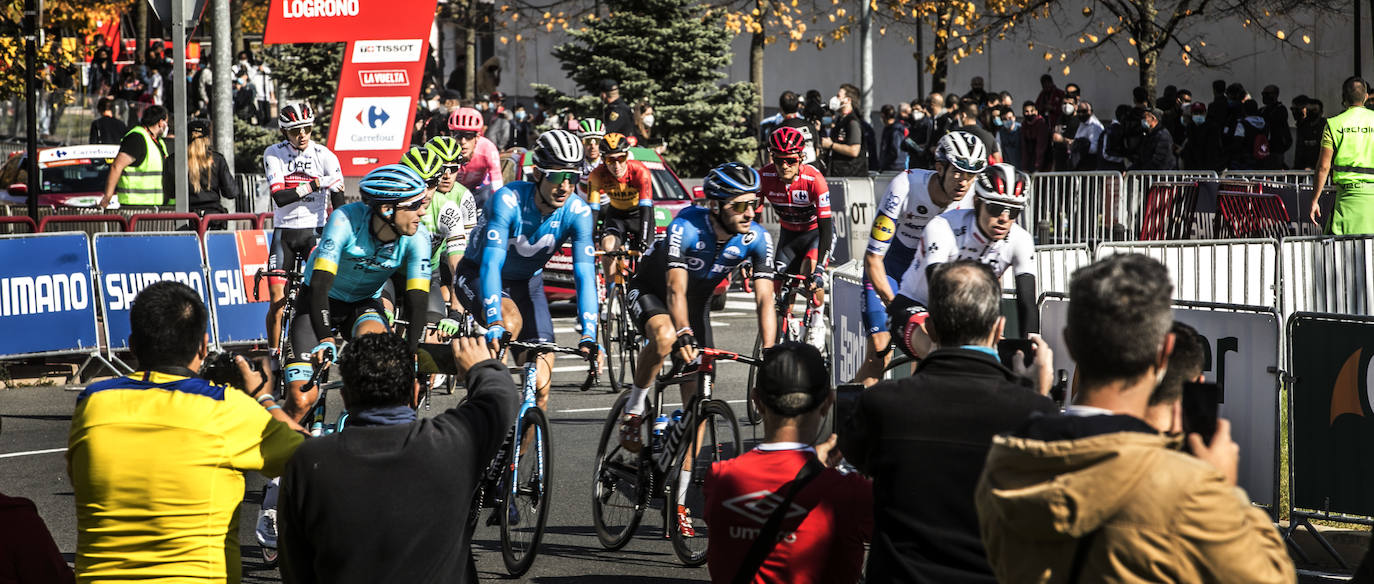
[448,107,484,132]
[769,126,806,157]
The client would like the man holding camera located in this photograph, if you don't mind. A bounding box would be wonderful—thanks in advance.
[840,260,1055,583]
[975,254,1294,583]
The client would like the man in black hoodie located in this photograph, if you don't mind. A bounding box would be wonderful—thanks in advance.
[840,260,1056,583]
[278,334,516,584]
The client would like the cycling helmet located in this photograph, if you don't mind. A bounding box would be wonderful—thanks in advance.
[425,135,464,163]
[531,129,584,171]
[278,102,314,130]
[359,164,427,204]
[768,126,806,157]
[600,132,631,156]
[448,107,484,132]
[578,118,605,139]
[399,146,444,181]
[933,131,989,173]
[973,163,1031,207]
[702,162,762,201]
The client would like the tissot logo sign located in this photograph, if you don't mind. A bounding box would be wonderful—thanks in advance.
[359,69,409,87]
[335,97,411,151]
[352,39,424,64]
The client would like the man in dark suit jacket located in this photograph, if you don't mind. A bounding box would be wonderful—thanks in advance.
[839,260,1057,584]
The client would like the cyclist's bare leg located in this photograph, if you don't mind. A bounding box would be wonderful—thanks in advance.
[266,282,287,351]
[799,256,825,307]
[600,232,624,280]
[633,314,676,390]
[851,331,892,387]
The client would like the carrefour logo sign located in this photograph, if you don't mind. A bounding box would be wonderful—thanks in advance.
[280,0,359,18]
[334,96,412,151]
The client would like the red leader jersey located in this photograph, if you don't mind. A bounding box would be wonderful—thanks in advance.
[759,163,832,232]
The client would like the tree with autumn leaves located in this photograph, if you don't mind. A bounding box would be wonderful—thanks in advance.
[0,0,124,99]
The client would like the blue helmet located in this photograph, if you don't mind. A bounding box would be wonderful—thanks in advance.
[702,162,761,201]
[359,164,426,204]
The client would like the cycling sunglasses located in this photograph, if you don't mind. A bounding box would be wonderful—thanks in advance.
[440,163,462,175]
[605,154,629,163]
[454,130,479,140]
[285,126,312,137]
[543,170,579,185]
[985,202,1023,220]
[397,194,428,212]
[721,198,758,213]
[773,156,801,167]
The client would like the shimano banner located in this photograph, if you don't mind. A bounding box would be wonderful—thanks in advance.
[0,233,100,357]
[94,233,211,350]
[203,230,272,345]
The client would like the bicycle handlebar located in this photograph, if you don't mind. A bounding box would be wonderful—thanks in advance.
[660,346,761,381]
[594,249,642,259]
[252,268,303,302]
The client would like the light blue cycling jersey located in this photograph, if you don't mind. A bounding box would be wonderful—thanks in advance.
[303,202,432,302]
[464,181,598,336]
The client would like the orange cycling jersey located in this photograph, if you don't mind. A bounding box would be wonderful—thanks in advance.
[588,159,653,213]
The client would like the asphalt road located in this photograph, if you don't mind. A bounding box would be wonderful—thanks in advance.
[0,292,771,583]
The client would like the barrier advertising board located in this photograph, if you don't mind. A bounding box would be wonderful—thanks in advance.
[0,233,101,357]
[830,260,866,386]
[203,230,272,345]
[1289,314,1374,517]
[94,233,211,350]
[1040,297,1281,508]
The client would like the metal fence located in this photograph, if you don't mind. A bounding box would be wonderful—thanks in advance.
[1034,244,1093,296]
[1221,170,1316,190]
[1023,171,1125,245]
[1097,238,1280,308]
[1281,235,1374,317]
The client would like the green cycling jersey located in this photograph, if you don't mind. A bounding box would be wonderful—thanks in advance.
[422,183,480,265]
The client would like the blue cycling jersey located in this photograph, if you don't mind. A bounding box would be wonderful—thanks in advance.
[304,202,432,302]
[634,205,775,298]
[465,181,598,337]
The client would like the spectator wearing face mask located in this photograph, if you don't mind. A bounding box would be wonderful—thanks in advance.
[1131,107,1177,170]
[1179,102,1211,170]
[1259,85,1293,169]
[1020,101,1052,172]
[903,100,936,169]
[511,104,534,149]
[636,102,655,141]
[996,109,1022,172]
[1050,94,1081,170]
[1071,101,1104,170]
[1294,97,1326,170]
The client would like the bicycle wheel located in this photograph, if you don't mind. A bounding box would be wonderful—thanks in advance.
[605,286,638,393]
[669,400,741,567]
[743,334,763,424]
[591,391,647,550]
[501,407,552,576]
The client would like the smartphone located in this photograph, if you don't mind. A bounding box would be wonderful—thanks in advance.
[1181,381,1221,447]
[830,383,864,438]
[997,338,1036,369]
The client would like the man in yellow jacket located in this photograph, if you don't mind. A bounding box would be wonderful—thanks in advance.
[100,104,169,209]
[975,254,1294,584]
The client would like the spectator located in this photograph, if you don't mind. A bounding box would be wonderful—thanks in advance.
[1131,107,1176,170]
[279,334,516,583]
[1260,85,1293,168]
[706,342,871,584]
[68,281,302,582]
[100,105,169,209]
[975,253,1296,584]
[1165,88,1193,146]
[966,76,989,108]
[1019,101,1051,171]
[904,100,936,169]
[1312,77,1374,234]
[957,102,1002,165]
[599,79,638,138]
[1097,104,1131,171]
[635,101,655,142]
[933,92,961,141]
[1071,100,1104,170]
[1226,100,1270,170]
[1050,93,1079,170]
[822,83,868,177]
[511,104,535,149]
[996,108,1022,173]
[118,64,149,126]
[1065,82,1081,100]
[89,97,127,145]
[1035,74,1067,128]
[1179,102,1211,170]
[190,59,214,118]
[486,91,512,149]
[0,492,74,583]
[761,91,817,166]
[879,103,909,171]
[1294,98,1325,170]
[977,93,1002,130]
[88,46,117,104]
[162,119,239,224]
[999,91,1014,110]
[421,90,462,143]
[840,260,1056,583]
[232,71,257,122]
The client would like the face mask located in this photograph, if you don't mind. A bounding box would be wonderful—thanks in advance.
[1180,101,1192,111]
[642,114,654,127]
[476,103,487,111]
[1007,121,1019,131]
[515,110,527,121]
[992,117,1003,127]
[1192,115,1207,125]
[912,112,926,121]
[822,116,833,126]
[1062,103,1075,115]
[1140,119,1151,130]
[829,96,842,111]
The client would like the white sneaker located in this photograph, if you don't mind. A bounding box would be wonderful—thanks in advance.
[255,508,278,549]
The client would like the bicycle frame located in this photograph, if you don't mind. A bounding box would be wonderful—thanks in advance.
[774,273,827,344]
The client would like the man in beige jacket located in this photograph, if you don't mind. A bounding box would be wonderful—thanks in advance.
[975,253,1295,583]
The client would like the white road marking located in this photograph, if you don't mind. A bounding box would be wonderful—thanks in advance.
[0,447,67,459]
[557,398,747,414]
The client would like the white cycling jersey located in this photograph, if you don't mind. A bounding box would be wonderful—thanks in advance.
[263,141,344,230]
[896,208,1035,304]
[866,169,974,258]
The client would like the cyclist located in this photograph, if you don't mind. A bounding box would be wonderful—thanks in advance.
[263,101,345,365]
[759,126,834,302]
[851,131,986,386]
[587,132,654,279]
[578,118,606,182]
[281,164,433,421]
[449,106,504,210]
[453,129,598,411]
[887,162,1038,359]
[617,162,778,536]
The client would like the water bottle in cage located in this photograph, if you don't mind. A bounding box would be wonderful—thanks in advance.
[652,414,669,455]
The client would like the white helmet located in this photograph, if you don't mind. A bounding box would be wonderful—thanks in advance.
[934,130,989,173]
[531,129,584,171]
[973,163,1031,207]
[278,102,315,130]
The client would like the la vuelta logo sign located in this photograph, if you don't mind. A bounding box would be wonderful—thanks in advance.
[279,0,360,18]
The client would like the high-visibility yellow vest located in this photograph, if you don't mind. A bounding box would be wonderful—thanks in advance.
[116,125,166,205]
[1327,106,1374,187]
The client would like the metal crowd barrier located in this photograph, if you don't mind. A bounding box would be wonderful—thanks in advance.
[1034,244,1092,295]
[1097,238,1280,308]
[1281,235,1374,317]
[1024,171,1125,245]
[0,215,36,234]
[1221,170,1316,190]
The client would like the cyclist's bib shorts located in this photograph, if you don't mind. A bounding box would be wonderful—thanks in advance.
[773,228,834,276]
[626,288,716,350]
[859,243,918,335]
[285,289,390,381]
[453,258,554,343]
[380,271,447,324]
[600,208,647,247]
[267,227,323,285]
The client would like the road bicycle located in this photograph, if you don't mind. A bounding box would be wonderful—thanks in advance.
[466,339,595,576]
[597,249,641,393]
[745,272,830,423]
[591,347,758,566]
[254,267,304,396]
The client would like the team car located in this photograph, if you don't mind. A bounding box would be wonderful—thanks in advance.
[1,145,122,208]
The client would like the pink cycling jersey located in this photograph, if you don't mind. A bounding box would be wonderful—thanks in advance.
[456,136,503,193]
